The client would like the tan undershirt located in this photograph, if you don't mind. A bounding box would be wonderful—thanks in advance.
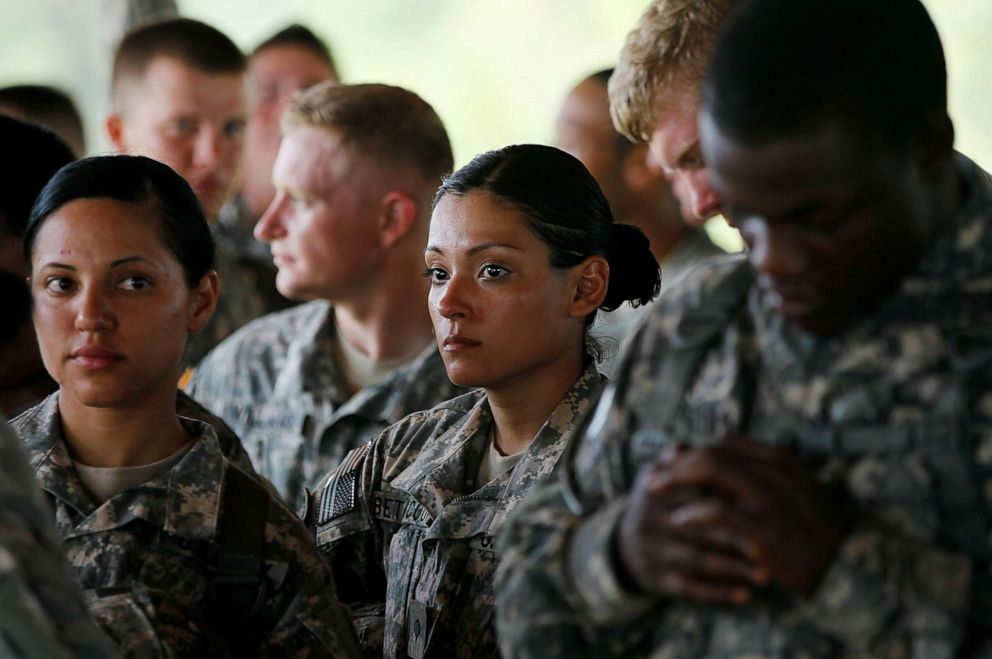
[73,441,194,506]
[477,431,525,485]
[335,328,413,392]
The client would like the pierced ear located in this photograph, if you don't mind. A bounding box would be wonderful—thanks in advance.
[187,271,219,334]
[568,256,609,318]
[106,114,126,152]
[378,191,419,248]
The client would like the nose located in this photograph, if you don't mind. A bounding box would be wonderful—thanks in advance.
[192,126,222,169]
[685,169,722,221]
[741,219,807,279]
[255,193,287,243]
[434,272,471,321]
[74,285,116,333]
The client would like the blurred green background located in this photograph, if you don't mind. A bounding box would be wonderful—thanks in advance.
[1,0,990,249]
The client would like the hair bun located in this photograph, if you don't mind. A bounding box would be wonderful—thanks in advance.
[600,222,661,312]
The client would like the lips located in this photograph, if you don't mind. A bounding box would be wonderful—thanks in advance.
[442,335,481,352]
[70,344,125,370]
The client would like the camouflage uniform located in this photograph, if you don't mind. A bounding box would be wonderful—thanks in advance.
[11,393,362,658]
[595,228,725,372]
[307,362,605,659]
[0,416,119,658]
[187,300,467,510]
[496,154,992,658]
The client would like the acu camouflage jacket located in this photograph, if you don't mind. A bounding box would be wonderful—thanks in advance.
[0,417,118,658]
[496,154,992,658]
[187,300,467,510]
[12,393,361,658]
[307,362,605,659]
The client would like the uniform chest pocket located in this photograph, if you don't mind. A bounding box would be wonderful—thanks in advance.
[834,421,986,556]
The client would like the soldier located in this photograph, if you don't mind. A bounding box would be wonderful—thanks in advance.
[13,155,360,657]
[496,0,992,657]
[0,116,75,417]
[106,18,277,366]
[217,23,339,281]
[555,68,724,355]
[306,144,660,658]
[0,84,87,157]
[187,83,466,510]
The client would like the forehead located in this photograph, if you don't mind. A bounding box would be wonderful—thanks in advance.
[558,79,612,130]
[647,91,700,170]
[250,45,334,83]
[273,125,353,190]
[700,112,869,212]
[428,192,540,250]
[125,56,246,116]
[33,197,167,259]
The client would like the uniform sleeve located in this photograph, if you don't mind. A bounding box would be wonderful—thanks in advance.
[0,420,120,659]
[256,492,363,658]
[308,440,389,657]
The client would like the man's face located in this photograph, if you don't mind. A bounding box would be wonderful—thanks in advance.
[110,56,246,219]
[254,125,384,302]
[242,45,336,211]
[555,78,624,207]
[648,92,722,225]
[701,112,926,336]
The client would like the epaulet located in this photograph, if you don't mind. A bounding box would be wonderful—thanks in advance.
[315,442,372,529]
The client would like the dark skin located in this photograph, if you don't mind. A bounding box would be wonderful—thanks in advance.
[617,436,852,604]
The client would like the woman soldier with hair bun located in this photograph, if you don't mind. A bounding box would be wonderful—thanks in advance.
[306,143,660,658]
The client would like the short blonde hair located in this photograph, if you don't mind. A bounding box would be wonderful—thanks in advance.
[283,82,453,183]
[610,0,736,142]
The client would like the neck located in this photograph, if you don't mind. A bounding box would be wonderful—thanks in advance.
[626,191,692,263]
[486,348,586,456]
[57,390,189,468]
[333,258,435,363]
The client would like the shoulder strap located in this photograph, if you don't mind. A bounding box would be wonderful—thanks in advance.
[207,466,269,645]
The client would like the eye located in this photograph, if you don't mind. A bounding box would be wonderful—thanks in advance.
[44,276,76,295]
[423,267,449,285]
[118,275,151,291]
[223,119,246,138]
[479,263,509,280]
[173,118,197,135]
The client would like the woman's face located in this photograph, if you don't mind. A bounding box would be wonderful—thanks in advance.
[425,191,587,390]
[30,197,215,409]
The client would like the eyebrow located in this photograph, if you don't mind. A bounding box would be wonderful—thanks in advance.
[425,241,523,256]
[40,256,149,270]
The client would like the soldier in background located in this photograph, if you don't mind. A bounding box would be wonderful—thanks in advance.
[556,68,723,357]
[497,0,992,656]
[0,117,75,417]
[106,17,276,366]
[187,83,466,510]
[0,84,87,157]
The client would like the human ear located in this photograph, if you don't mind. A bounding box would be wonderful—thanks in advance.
[378,191,419,248]
[568,255,609,318]
[186,271,219,334]
[916,113,955,177]
[106,114,126,152]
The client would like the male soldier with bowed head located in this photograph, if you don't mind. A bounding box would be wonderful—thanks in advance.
[106,18,273,366]
[0,117,75,417]
[217,24,340,299]
[0,84,87,157]
[556,68,723,352]
[496,0,992,656]
[188,82,467,509]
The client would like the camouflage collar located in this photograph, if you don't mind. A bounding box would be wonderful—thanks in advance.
[16,392,226,541]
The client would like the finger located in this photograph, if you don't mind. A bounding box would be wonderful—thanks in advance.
[635,526,766,584]
[654,571,754,606]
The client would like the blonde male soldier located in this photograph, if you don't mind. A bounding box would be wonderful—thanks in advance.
[188,83,467,510]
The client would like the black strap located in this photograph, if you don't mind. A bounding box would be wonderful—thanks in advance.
[208,466,269,646]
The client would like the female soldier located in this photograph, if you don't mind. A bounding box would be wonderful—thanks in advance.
[12,155,360,657]
[306,144,660,658]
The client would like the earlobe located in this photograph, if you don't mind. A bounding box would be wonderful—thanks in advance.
[379,191,418,248]
[569,256,609,318]
[187,271,219,334]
